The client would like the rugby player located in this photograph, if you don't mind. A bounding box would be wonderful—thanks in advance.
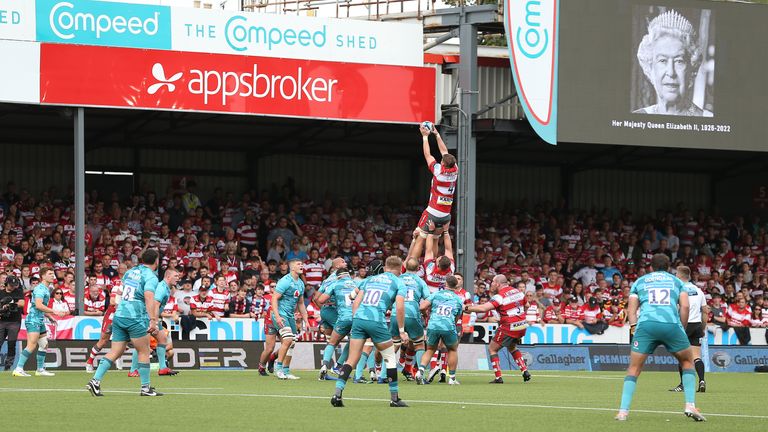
[416,275,464,385]
[615,254,706,421]
[12,267,66,377]
[393,257,430,381]
[317,267,358,380]
[465,275,531,384]
[410,125,458,261]
[669,266,708,393]
[331,256,409,408]
[271,260,309,380]
[87,250,162,396]
[85,276,124,373]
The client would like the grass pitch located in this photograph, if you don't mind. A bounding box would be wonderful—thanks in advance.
[2,369,766,431]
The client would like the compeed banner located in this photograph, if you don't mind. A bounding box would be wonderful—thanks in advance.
[35,0,172,49]
[504,0,559,144]
[39,43,436,124]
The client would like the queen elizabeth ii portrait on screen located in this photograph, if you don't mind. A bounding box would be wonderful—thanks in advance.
[631,8,715,117]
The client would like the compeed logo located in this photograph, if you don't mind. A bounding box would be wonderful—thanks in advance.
[504,0,559,144]
[711,351,731,368]
[36,0,171,49]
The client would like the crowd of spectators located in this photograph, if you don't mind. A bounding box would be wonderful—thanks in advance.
[1,179,767,344]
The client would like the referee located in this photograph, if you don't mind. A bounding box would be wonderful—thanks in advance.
[670,266,708,393]
[0,275,25,371]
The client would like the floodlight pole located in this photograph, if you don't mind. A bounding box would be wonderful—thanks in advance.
[456,13,478,294]
[74,108,86,314]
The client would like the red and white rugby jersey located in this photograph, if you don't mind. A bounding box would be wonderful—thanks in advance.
[727,304,752,327]
[303,260,326,288]
[580,304,603,323]
[0,246,15,262]
[525,303,541,324]
[236,221,258,246]
[489,286,526,326]
[208,288,231,317]
[542,282,562,299]
[563,305,585,321]
[190,294,214,313]
[425,161,458,218]
[163,297,179,315]
[423,258,455,293]
[108,281,123,308]
[84,292,106,313]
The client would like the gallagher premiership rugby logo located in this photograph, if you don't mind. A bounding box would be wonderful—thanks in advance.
[711,351,731,368]
[504,0,559,145]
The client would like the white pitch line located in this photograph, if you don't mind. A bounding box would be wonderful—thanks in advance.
[458,373,624,380]
[1,388,766,420]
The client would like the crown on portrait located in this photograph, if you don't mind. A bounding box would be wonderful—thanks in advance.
[648,10,693,36]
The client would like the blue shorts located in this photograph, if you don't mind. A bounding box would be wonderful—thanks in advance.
[389,317,425,341]
[334,318,353,337]
[632,321,690,354]
[320,307,338,330]
[350,319,391,344]
[267,314,297,337]
[24,320,47,335]
[111,316,149,342]
[426,328,459,348]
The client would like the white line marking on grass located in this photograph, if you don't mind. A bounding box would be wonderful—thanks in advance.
[1,388,766,420]
[458,373,624,380]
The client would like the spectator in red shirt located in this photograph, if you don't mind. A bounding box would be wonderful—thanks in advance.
[543,298,564,324]
[83,285,106,316]
[580,296,608,335]
[190,286,215,320]
[563,297,584,329]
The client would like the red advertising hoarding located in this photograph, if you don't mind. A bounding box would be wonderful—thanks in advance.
[39,43,435,123]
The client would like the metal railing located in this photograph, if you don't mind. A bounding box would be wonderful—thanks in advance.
[240,0,435,19]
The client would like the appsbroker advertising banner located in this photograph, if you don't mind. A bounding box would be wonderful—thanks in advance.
[38,43,436,124]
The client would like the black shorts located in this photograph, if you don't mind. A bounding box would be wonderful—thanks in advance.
[685,322,705,346]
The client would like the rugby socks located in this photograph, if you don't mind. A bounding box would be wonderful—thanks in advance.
[356,352,369,380]
[335,364,353,397]
[337,343,350,366]
[93,358,113,382]
[87,345,101,365]
[429,352,439,370]
[449,369,456,380]
[414,349,425,373]
[269,352,278,363]
[130,349,139,372]
[387,367,399,402]
[366,351,376,371]
[439,352,448,372]
[511,349,528,372]
[157,344,167,370]
[322,344,335,368]
[619,375,637,411]
[694,358,705,382]
[36,350,47,370]
[682,369,696,404]
[283,364,291,375]
[138,362,151,386]
[677,364,683,386]
[490,354,502,378]
[15,349,31,370]
[275,361,283,372]
[405,348,415,374]
[398,349,407,368]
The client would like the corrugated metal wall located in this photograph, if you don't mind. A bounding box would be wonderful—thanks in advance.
[257,154,412,202]
[477,164,560,205]
[0,143,72,196]
[572,169,711,217]
[87,147,132,168]
[434,66,519,120]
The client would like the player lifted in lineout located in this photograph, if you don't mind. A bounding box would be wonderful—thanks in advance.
[410,122,458,261]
